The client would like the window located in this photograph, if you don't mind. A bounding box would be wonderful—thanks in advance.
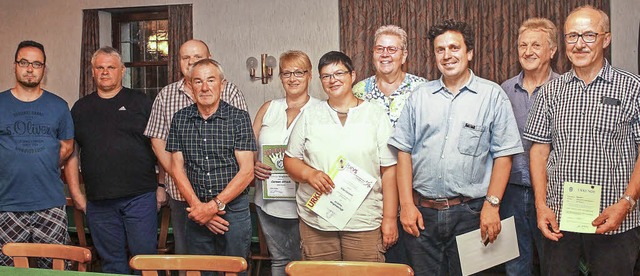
[112,7,169,100]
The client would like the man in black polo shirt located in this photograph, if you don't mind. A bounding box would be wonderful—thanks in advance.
[166,59,256,267]
[65,46,158,274]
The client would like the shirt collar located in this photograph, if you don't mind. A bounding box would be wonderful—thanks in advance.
[187,101,230,120]
[566,59,613,84]
[434,69,478,95]
[514,70,558,93]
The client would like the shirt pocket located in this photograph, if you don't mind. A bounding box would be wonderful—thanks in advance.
[458,122,488,157]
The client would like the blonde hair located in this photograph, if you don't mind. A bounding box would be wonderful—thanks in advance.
[519,18,558,48]
[374,25,408,50]
[279,50,312,73]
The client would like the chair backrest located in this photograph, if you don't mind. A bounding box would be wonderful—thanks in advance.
[130,255,248,276]
[285,261,414,276]
[2,242,92,271]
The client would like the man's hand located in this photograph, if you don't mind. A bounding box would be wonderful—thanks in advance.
[480,202,501,243]
[205,214,230,234]
[593,201,629,234]
[72,193,87,214]
[400,204,424,237]
[536,204,563,241]
[254,161,272,181]
[187,201,219,225]
[156,186,168,211]
[307,170,334,194]
[382,216,399,249]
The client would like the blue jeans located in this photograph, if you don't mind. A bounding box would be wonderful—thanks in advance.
[256,206,301,276]
[541,227,640,276]
[499,184,542,276]
[186,194,251,276]
[385,217,410,265]
[87,192,158,274]
[169,197,189,255]
[405,198,484,276]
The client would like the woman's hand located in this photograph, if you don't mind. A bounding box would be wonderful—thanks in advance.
[382,216,399,249]
[307,169,334,194]
[254,161,272,180]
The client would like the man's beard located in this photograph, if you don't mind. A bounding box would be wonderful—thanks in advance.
[18,77,40,88]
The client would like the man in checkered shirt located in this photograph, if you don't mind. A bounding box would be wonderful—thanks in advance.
[525,5,640,275]
[166,59,256,266]
[144,39,248,258]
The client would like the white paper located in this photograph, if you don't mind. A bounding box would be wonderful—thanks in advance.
[456,216,520,276]
[264,174,296,199]
[305,159,376,230]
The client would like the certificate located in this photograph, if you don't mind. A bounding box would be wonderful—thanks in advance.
[456,217,519,276]
[559,182,602,233]
[305,156,376,230]
[262,145,295,200]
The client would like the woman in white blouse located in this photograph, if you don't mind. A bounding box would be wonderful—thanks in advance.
[252,50,321,276]
[283,51,398,262]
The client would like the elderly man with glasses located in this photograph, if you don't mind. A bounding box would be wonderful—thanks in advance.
[525,5,640,276]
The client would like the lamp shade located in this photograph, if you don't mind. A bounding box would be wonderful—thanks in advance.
[265,55,277,68]
[246,57,258,70]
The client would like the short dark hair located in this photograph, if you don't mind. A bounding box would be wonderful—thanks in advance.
[318,51,354,73]
[428,19,475,52]
[15,40,46,63]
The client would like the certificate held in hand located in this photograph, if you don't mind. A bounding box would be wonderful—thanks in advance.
[559,182,602,233]
[305,156,376,230]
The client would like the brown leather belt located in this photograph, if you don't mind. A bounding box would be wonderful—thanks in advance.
[412,190,475,210]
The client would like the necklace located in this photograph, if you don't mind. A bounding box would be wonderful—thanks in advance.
[328,99,361,115]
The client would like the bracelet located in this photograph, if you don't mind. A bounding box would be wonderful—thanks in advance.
[621,194,636,212]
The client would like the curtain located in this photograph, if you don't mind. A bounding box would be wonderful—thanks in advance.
[168,4,193,83]
[339,0,610,84]
[79,9,99,97]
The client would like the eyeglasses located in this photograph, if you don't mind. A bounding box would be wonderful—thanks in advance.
[564,32,608,44]
[15,59,44,69]
[280,70,308,78]
[320,70,350,82]
[374,45,402,54]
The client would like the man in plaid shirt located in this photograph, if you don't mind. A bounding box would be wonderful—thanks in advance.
[144,40,248,258]
[525,5,640,275]
[166,59,256,266]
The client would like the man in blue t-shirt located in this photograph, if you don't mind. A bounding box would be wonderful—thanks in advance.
[0,40,74,268]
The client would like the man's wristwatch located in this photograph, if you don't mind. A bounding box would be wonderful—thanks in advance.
[485,195,500,207]
[213,197,226,211]
[621,194,636,212]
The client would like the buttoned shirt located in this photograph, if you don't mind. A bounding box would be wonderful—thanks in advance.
[353,73,426,127]
[501,70,559,187]
[144,79,248,200]
[389,70,523,199]
[165,101,256,201]
[524,61,640,234]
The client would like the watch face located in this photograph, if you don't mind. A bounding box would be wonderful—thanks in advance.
[487,196,499,205]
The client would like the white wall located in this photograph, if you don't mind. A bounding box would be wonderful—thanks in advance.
[0,0,638,119]
[0,0,339,119]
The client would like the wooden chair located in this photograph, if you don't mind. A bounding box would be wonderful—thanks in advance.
[65,197,99,271]
[285,261,415,276]
[130,255,248,276]
[156,205,173,254]
[248,203,270,276]
[2,242,92,271]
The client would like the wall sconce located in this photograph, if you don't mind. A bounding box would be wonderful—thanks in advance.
[246,54,277,84]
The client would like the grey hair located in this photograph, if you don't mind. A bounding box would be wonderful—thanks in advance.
[91,46,124,67]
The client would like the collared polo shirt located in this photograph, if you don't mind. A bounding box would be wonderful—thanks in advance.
[501,70,559,187]
[524,61,640,234]
[389,70,523,199]
[166,101,257,201]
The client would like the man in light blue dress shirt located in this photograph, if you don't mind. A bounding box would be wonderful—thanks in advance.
[389,19,523,276]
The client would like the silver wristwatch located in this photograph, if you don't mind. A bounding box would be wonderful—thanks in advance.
[485,195,500,207]
[213,197,226,211]
[621,194,636,212]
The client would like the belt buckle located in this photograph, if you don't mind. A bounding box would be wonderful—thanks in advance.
[435,198,450,210]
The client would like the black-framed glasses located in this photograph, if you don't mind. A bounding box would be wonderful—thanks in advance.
[320,70,350,82]
[374,45,402,54]
[564,32,608,44]
[15,59,44,69]
[280,70,308,78]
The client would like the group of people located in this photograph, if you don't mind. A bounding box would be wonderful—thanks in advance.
[1,4,639,276]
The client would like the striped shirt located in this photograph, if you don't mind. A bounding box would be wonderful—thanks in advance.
[144,79,248,200]
[165,102,257,200]
[524,61,640,234]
